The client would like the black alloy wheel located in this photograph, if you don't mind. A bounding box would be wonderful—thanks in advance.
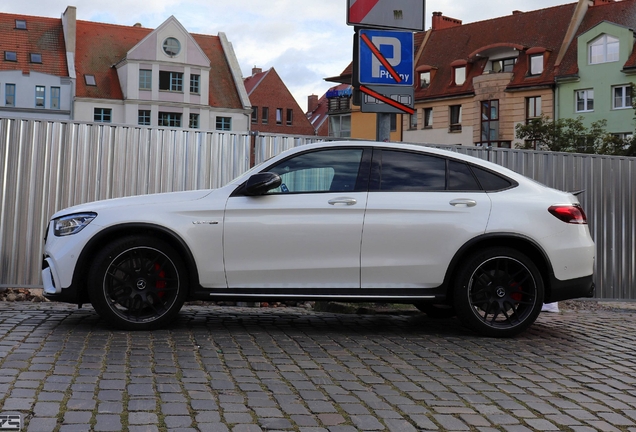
[454,247,544,337]
[88,236,188,330]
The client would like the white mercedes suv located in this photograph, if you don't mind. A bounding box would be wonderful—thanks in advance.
[42,142,595,337]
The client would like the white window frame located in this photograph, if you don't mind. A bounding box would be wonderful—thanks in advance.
[589,34,619,64]
[576,89,594,113]
[529,55,544,76]
[454,66,466,85]
[423,108,433,129]
[612,85,632,110]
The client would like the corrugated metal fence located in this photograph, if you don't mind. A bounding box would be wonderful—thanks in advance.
[1,118,634,299]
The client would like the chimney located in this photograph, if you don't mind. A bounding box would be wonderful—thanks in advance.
[307,95,319,113]
[592,0,614,5]
[252,66,262,75]
[431,12,462,30]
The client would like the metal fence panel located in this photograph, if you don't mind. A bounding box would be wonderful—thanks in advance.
[1,119,635,300]
[0,118,250,288]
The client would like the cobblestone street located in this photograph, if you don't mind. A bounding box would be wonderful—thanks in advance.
[1,302,635,432]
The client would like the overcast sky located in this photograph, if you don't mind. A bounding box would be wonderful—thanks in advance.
[5,0,575,110]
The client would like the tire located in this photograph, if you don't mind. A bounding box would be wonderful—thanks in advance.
[414,303,456,319]
[87,235,188,330]
[453,247,544,338]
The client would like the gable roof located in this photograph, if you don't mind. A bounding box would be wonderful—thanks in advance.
[74,19,243,109]
[416,3,578,100]
[557,0,636,77]
[0,12,68,77]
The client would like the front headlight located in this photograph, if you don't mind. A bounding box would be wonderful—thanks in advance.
[53,213,97,236]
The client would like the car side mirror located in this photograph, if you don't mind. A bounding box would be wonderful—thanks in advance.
[244,172,282,196]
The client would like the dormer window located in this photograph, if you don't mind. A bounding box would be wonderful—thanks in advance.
[15,20,26,30]
[419,71,430,88]
[529,55,544,75]
[589,34,619,64]
[162,37,181,57]
[454,66,466,86]
[451,60,467,86]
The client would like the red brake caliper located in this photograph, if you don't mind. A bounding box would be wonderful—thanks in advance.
[154,263,166,298]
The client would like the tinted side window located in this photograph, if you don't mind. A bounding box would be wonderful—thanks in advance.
[471,165,513,191]
[379,150,445,191]
[449,160,481,191]
[267,148,363,193]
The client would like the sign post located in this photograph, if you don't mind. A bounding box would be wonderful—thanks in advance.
[347,0,424,141]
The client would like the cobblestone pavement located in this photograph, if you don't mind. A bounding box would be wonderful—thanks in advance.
[1,303,636,432]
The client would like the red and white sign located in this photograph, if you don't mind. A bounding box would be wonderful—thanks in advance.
[347,0,425,31]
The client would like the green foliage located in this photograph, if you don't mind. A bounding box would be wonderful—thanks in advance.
[515,115,636,156]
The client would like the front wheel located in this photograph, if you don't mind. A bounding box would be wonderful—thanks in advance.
[87,236,188,330]
[453,247,544,338]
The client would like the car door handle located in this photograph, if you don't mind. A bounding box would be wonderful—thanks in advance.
[328,197,357,206]
[450,199,477,207]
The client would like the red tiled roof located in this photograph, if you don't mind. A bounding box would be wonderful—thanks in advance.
[75,20,243,108]
[0,12,68,77]
[192,33,243,109]
[416,3,578,100]
[244,69,269,94]
[557,0,636,77]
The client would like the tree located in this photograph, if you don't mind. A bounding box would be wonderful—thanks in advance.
[515,115,635,156]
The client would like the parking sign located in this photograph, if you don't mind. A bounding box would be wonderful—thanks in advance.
[358,29,413,86]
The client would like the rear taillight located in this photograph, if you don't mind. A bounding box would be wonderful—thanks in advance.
[548,204,587,224]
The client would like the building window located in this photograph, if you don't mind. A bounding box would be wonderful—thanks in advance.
[251,106,258,123]
[216,116,231,131]
[489,58,516,73]
[480,100,499,144]
[612,85,632,109]
[35,85,45,108]
[390,113,397,132]
[329,114,351,138]
[423,108,433,128]
[286,109,293,126]
[139,69,152,90]
[30,53,42,64]
[5,84,15,107]
[409,112,418,129]
[190,74,200,94]
[162,37,181,57]
[526,96,542,119]
[159,71,183,92]
[449,105,462,132]
[138,110,151,125]
[51,87,60,109]
[189,113,199,129]
[529,55,543,76]
[94,108,112,123]
[262,107,269,124]
[158,112,181,127]
[589,34,619,64]
[419,71,430,88]
[328,96,350,112]
[276,108,283,125]
[4,51,17,62]
[576,89,594,112]
[85,75,96,86]
[15,19,26,29]
[454,66,466,85]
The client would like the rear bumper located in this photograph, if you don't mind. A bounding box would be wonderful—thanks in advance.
[547,274,595,303]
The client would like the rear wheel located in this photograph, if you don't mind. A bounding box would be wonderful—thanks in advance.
[87,236,188,330]
[454,247,543,337]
